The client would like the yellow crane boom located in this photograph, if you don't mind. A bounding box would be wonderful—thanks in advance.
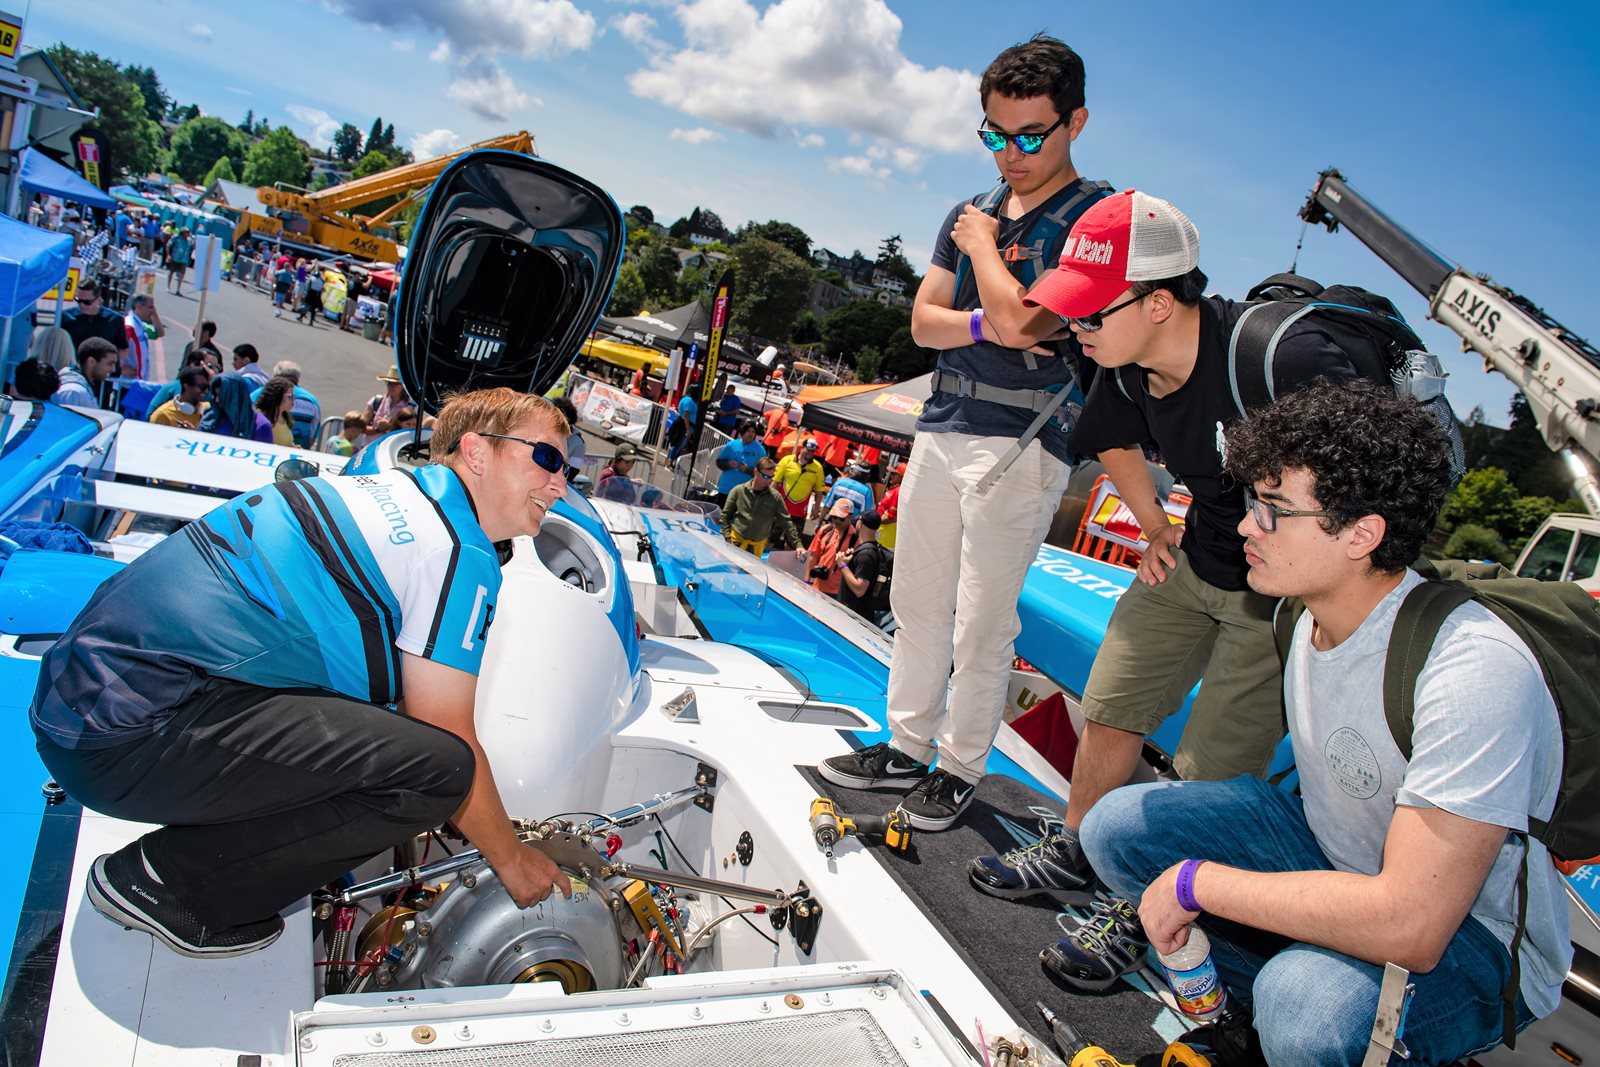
[240,131,537,263]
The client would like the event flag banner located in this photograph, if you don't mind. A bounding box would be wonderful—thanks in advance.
[71,128,107,190]
[40,257,82,303]
[566,375,655,445]
[0,9,23,64]
[1082,475,1192,552]
[699,270,734,406]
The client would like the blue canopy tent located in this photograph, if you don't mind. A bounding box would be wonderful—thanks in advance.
[0,214,72,319]
[18,148,117,211]
[0,214,74,386]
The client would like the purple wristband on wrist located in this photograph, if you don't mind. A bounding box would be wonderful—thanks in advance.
[1175,858,1204,913]
[969,308,985,344]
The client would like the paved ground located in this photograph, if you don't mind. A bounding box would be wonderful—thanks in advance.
[152,276,395,421]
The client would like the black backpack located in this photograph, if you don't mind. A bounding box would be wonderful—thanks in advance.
[1275,560,1600,1049]
[1114,273,1466,485]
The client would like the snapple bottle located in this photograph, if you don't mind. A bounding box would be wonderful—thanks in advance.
[1157,927,1228,1023]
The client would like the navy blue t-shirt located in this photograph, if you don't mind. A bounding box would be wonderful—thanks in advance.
[917,180,1109,464]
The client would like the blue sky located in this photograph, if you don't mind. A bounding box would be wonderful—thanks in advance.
[24,0,1600,426]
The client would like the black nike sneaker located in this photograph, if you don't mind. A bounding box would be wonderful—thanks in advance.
[967,818,1098,904]
[818,742,930,791]
[897,768,976,831]
[1040,897,1149,992]
[86,840,284,959]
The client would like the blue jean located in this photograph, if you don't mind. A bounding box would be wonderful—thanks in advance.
[1080,776,1533,1066]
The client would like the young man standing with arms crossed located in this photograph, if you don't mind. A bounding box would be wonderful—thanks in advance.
[820,35,1112,831]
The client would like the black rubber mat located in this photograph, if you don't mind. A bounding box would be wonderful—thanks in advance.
[801,766,1173,1063]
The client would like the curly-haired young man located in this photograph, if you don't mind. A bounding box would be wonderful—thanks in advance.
[819,35,1113,831]
[1078,380,1568,1063]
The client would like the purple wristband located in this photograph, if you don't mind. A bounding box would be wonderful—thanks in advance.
[969,308,985,344]
[1175,859,1204,913]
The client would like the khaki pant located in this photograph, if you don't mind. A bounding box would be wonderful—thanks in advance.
[887,431,1071,783]
[1080,549,1284,781]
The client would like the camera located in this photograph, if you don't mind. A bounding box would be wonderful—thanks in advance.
[808,565,831,579]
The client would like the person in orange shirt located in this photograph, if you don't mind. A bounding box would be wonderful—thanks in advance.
[877,462,907,549]
[762,404,790,458]
[801,499,858,596]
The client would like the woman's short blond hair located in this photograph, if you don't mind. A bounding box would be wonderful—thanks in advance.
[430,388,570,462]
[28,326,76,370]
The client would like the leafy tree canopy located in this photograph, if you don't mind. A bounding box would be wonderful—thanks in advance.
[122,64,169,125]
[168,116,246,183]
[45,45,161,176]
[332,123,364,163]
[607,262,646,317]
[242,125,312,189]
[729,238,813,343]
[203,156,238,186]
[734,220,812,262]
[820,300,910,363]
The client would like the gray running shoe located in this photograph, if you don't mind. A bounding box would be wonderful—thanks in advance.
[967,818,1097,904]
[1040,897,1148,992]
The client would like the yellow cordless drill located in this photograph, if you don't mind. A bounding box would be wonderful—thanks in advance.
[808,797,912,857]
[1036,1001,1215,1067]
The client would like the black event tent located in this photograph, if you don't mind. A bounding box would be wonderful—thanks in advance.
[597,301,710,351]
[798,373,931,454]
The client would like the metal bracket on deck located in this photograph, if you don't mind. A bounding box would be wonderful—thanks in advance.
[1362,962,1414,1065]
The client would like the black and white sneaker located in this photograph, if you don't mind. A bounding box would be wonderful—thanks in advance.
[818,742,930,791]
[897,769,976,831]
[1040,897,1148,992]
[967,818,1098,904]
[86,841,284,959]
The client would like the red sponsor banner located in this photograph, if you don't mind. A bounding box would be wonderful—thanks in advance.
[1083,475,1191,552]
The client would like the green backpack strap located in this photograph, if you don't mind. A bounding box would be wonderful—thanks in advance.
[1383,577,1527,1051]
[1381,580,1475,760]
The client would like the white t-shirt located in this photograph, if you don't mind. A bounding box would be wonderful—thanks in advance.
[1286,569,1570,1017]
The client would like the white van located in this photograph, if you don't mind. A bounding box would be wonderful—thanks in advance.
[1514,512,1600,594]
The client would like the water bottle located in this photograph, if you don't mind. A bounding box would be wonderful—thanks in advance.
[1157,926,1228,1023]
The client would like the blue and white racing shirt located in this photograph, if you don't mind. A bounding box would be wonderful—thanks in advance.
[33,466,501,750]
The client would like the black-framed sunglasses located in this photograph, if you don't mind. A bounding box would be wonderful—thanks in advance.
[976,113,1068,155]
[1243,490,1342,533]
[1063,293,1145,332]
[453,432,566,475]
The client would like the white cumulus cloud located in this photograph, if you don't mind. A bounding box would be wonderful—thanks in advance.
[391,38,416,52]
[827,154,889,181]
[669,127,724,144]
[447,62,537,121]
[188,22,214,42]
[430,41,453,63]
[610,11,666,50]
[285,105,342,149]
[627,0,977,179]
[326,0,596,58]
[794,130,825,148]
[411,128,466,159]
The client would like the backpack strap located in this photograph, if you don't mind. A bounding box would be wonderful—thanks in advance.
[1245,273,1323,301]
[1381,580,1475,761]
[1227,301,1325,419]
[951,178,1114,307]
[951,181,1010,303]
[1504,841,1530,1052]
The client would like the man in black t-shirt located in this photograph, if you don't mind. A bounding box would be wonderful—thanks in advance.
[836,511,888,621]
[819,36,1112,833]
[963,190,1368,932]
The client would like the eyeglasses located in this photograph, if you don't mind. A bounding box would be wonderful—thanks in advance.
[1063,293,1144,332]
[76,297,98,305]
[977,114,1067,155]
[1243,490,1342,533]
[458,433,566,475]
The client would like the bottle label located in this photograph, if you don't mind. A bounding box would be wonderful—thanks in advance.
[1162,958,1226,1021]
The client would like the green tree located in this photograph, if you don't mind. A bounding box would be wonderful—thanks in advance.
[367,117,385,153]
[122,64,170,124]
[1442,523,1509,564]
[45,45,161,176]
[607,263,646,317]
[668,217,691,239]
[310,170,336,191]
[790,310,821,345]
[876,232,919,292]
[332,123,364,163]
[203,156,238,185]
[735,220,812,261]
[239,109,255,133]
[729,239,812,343]
[854,345,884,383]
[242,126,312,188]
[1499,394,1572,500]
[352,150,393,179]
[1438,467,1521,538]
[627,204,655,226]
[820,300,911,361]
[637,243,683,304]
[168,116,246,183]
[676,265,709,307]
[883,325,934,378]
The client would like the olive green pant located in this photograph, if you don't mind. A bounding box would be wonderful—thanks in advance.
[1081,550,1284,781]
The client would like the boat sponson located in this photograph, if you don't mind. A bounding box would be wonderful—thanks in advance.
[803,766,1169,1059]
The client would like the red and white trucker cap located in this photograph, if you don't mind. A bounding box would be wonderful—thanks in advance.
[1024,189,1200,318]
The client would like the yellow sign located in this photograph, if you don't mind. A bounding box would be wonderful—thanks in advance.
[40,266,81,303]
[0,14,22,61]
